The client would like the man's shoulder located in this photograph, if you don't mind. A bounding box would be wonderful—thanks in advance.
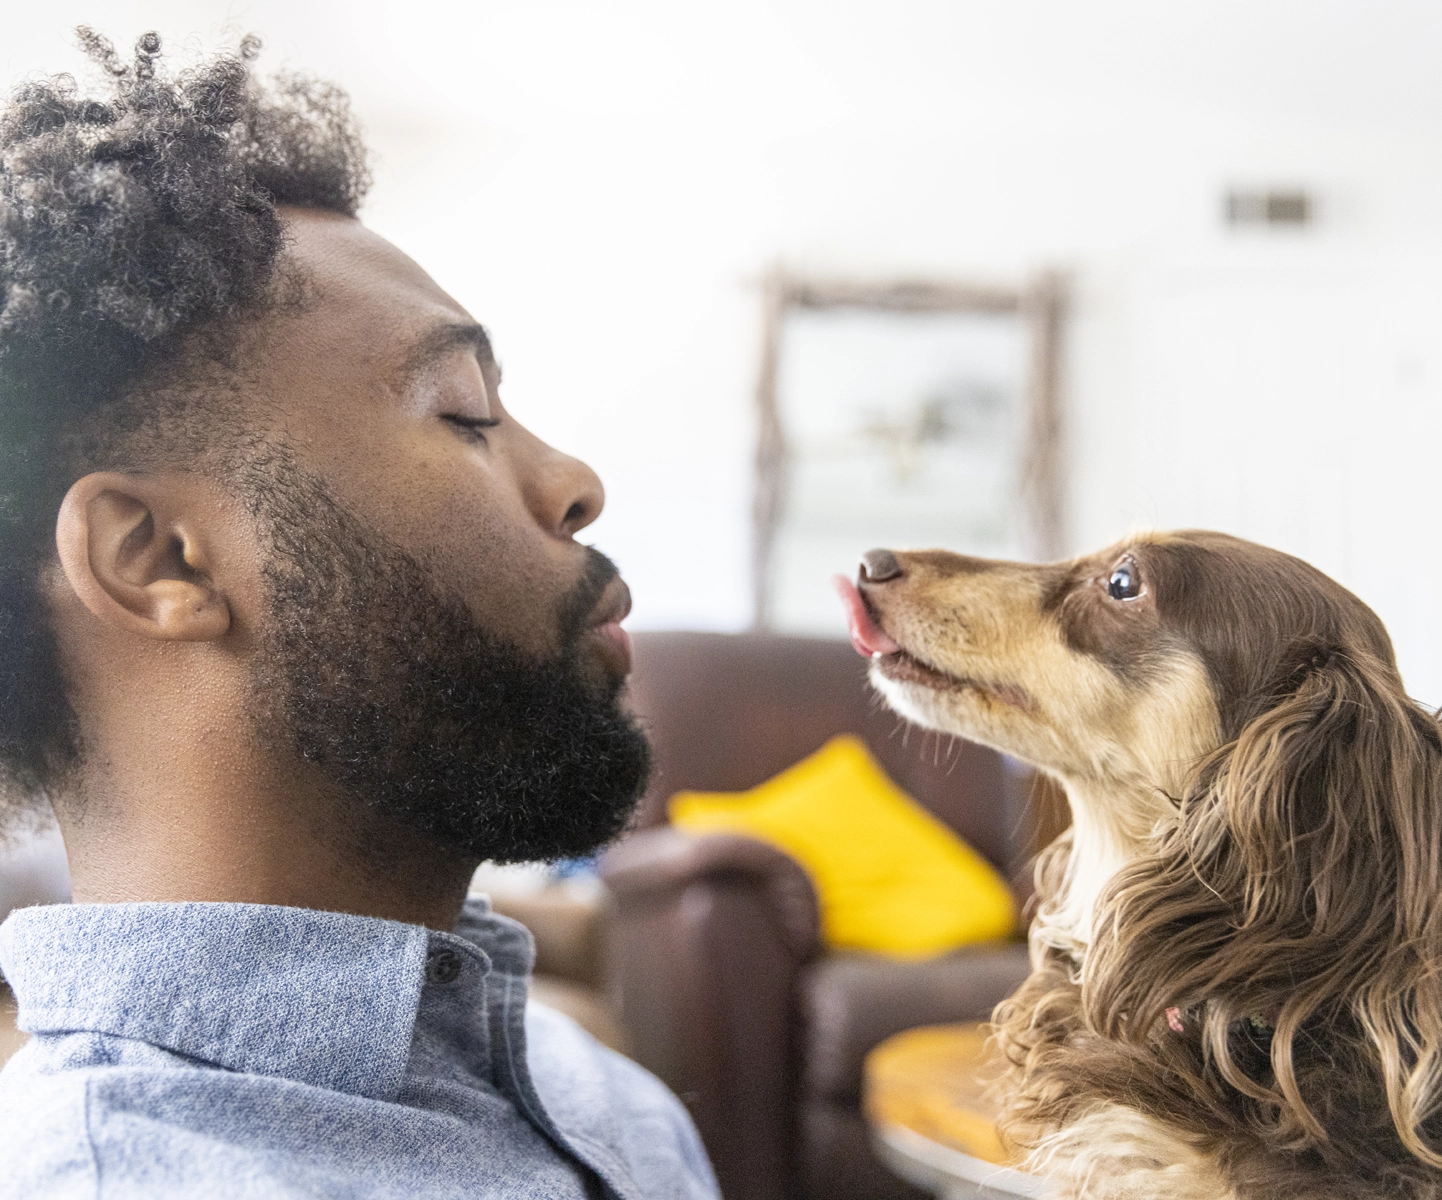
[0,1044,97,1199]
[526,1003,720,1200]
[0,1036,323,1200]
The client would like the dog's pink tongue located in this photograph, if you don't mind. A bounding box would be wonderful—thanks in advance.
[832,574,902,658]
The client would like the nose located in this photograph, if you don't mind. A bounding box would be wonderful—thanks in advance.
[521,434,605,538]
[859,548,903,583]
[554,457,604,537]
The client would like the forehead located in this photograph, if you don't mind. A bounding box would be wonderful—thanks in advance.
[1116,532,1302,596]
[1083,533,1311,616]
[1083,531,1264,582]
[260,208,485,384]
[282,207,453,313]
[1072,531,1393,715]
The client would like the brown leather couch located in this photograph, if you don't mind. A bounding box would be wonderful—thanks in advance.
[601,632,1063,1200]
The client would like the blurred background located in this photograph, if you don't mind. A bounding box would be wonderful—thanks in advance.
[7,0,1441,695]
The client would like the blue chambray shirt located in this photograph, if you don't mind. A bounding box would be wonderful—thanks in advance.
[0,897,719,1199]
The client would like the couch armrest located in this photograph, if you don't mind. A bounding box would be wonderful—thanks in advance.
[601,828,820,1200]
[800,945,1032,1106]
[487,888,606,988]
[602,827,820,958]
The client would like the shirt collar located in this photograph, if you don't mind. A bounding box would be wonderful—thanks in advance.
[0,898,520,1101]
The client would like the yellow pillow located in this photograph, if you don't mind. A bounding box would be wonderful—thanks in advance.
[668,735,1017,958]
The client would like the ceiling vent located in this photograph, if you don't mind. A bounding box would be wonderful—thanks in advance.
[1226,189,1312,227]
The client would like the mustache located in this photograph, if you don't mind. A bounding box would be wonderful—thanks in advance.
[557,547,621,644]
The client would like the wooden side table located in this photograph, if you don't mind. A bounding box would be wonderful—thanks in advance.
[864,1023,1044,1200]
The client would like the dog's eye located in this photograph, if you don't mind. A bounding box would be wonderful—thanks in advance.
[1107,562,1141,600]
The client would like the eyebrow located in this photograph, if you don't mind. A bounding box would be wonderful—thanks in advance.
[401,320,500,382]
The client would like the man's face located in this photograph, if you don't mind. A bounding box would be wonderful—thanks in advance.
[245,209,626,674]
[225,209,649,862]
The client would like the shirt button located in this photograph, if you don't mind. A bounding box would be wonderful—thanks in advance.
[426,948,463,985]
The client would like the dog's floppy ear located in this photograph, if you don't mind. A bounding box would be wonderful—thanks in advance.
[1084,646,1442,1163]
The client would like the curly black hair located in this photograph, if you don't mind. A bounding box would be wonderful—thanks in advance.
[0,29,370,821]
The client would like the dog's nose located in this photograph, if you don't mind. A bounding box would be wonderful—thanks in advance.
[859,548,903,583]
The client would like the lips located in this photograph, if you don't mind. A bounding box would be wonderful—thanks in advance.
[832,575,901,657]
[587,578,633,676]
[589,576,632,629]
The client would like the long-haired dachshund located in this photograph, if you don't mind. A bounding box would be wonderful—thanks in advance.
[835,531,1442,1200]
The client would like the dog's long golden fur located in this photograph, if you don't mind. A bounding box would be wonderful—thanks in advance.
[853,531,1442,1199]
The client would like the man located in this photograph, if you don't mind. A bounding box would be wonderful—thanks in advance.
[0,30,718,1200]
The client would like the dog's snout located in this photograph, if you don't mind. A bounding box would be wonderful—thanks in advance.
[859,548,904,583]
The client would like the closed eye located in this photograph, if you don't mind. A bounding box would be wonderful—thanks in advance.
[443,414,501,442]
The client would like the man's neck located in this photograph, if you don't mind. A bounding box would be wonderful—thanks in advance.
[47,607,479,930]
[56,769,478,930]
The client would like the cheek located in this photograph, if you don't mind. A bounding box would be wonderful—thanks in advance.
[396,472,551,634]
[316,426,564,649]
[1113,656,1223,792]
[1056,592,1168,683]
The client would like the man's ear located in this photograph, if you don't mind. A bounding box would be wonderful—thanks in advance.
[54,472,232,642]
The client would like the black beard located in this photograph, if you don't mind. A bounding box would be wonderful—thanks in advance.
[246,470,651,865]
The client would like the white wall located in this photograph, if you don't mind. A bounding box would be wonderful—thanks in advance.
[7,1,1442,698]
